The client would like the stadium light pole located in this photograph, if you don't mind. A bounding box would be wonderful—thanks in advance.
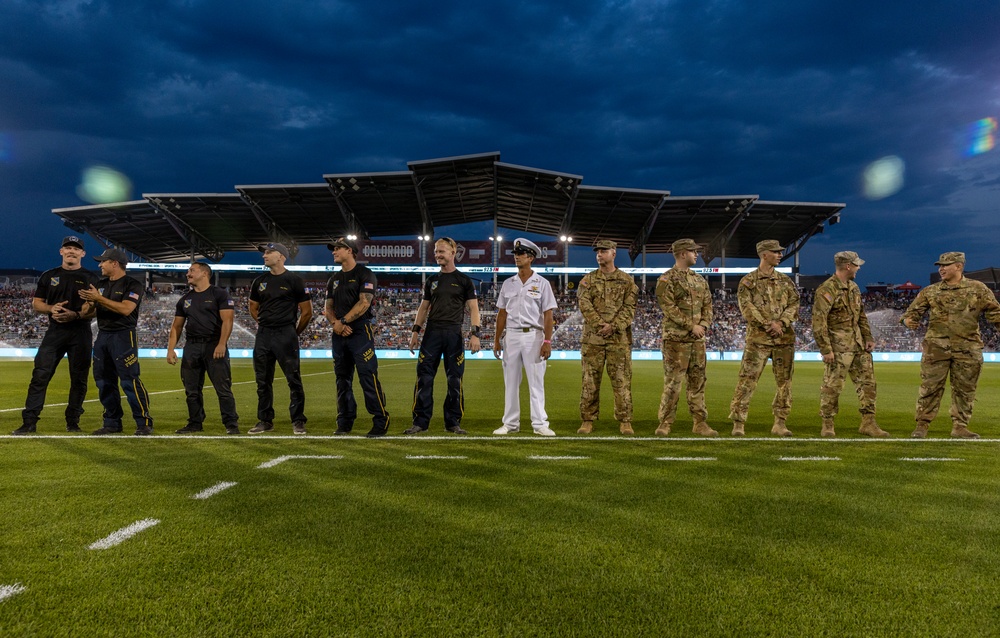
[560,235,572,292]
[419,234,431,286]
[489,234,503,293]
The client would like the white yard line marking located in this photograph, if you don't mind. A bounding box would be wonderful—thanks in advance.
[0,583,27,603]
[191,481,238,499]
[528,455,590,460]
[257,455,343,469]
[779,456,841,461]
[88,519,160,550]
[899,457,965,462]
[405,455,468,460]
[656,457,718,461]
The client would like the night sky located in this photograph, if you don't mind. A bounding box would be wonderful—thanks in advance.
[2,0,999,286]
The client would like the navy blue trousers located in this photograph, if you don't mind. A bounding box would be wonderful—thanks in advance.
[412,328,465,430]
[93,329,152,430]
[331,323,389,432]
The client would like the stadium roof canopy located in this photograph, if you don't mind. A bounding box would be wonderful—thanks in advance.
[52,151,843,265]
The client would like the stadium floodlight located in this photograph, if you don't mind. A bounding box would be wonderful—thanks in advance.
[347,234,357,240]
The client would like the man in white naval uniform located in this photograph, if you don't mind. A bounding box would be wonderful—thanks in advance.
[492,238,558,436]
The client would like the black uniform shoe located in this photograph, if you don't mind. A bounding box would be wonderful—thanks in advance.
[365,428,387,438]
[134,426,153,436]
[66,424,82,433]
[175,424,204,434]
[225,425,241,435]
[12,425,36,436]
[334,426,353,435]
[248,421,273,434]
[91,427,123,436]
[403,425,427,435]
[292,421,308,435]
[446,426,469,435]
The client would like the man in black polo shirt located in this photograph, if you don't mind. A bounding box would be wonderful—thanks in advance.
[78,248,154,435]
[167,262,240,435]
[406,237,482,435]
[324,237,390,438]
[13,235,98,435]
[248,242,312,435]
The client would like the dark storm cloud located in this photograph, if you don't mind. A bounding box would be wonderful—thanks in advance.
[1,0,998,280]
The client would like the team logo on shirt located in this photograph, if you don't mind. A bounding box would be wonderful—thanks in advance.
[98,288,105,295]
[184,300,192,309]
[51,277,60,286]
[431,281,439,293]
[259,283,267,292]
[332,281,339,291]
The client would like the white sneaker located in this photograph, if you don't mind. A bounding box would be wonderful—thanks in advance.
[534,427,557,437]
[493,425,518,435]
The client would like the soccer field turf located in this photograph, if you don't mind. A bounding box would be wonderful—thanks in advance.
[2,360,1000,635]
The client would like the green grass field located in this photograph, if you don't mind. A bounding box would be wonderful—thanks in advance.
[2,360,1000,636]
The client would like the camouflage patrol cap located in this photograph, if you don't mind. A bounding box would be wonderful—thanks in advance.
[834,251,864,266]
[671,238,703,254]
[934,251,965,266]
[593,239,617,251]
[756,239,784,254]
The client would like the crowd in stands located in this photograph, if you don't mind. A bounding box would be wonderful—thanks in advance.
[4,281,1000,352]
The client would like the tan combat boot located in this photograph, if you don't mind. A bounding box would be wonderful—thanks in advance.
[577,421,593,435]
[619,422,634,435]
[950,425,980,439]
[771,418,792,437]
[731,421,745,437]
[820,418,836,438]
[858,414,890,438]
[692,422,719,437]
[654,423,671,436]
[910,422,930,438]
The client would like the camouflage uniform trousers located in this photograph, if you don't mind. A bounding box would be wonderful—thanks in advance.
[915,341,982,428]
[728,343,794,424]
[580,343,633,423]
[658,340,707,426]
[819,350,876,419]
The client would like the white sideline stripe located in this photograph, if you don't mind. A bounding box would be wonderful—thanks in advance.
[89,519,160,550]
[656,457,718,462]
[0,583,27,602]
[406,455,468,460]
[899,457,965,462]
[191,481,238,499]
[529,455,590,460]
[779,456,841,461]
[257,455,343,469]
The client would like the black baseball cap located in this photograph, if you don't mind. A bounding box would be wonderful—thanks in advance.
[62,235,84,249]
[327,237,359,254]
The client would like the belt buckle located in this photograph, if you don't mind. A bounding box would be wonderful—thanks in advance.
[521,327,531,332]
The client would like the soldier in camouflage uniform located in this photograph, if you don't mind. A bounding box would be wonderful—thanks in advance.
[655,238,716,436]
[812,251,889,438]
[902,251,1000,439]
[578,239,638,435]
[728,240,799,437]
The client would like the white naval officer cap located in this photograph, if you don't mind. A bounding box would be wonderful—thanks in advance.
[512,238,540,258]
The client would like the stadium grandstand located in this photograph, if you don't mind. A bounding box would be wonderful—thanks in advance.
[0,150,985,356]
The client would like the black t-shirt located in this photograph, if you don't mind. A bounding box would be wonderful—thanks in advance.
[249,270,310,328]
[175,286,234,339]
[95,275,143,332]
[33,266,99,328]
[326,264,377,327]
[424,270,478,329]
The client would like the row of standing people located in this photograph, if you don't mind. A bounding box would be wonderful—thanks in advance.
[576,238,1000,439]
[11,235,1000,439]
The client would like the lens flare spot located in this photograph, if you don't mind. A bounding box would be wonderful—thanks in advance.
[964,117,997,156]
[77,165,132,204]
[862,155,905,200]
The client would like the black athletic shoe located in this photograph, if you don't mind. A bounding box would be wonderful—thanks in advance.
[365,428,387,438]
[225,425,241,435]
[134,426,153,436]
[66,424,82,433]
[292,421,308,435]
[91,426,123,436]
[403,425,427,435]
[446,426,469,435]
[12,425,36,436]
[174,424,204,434]
[248,421,273,434]
[334,426,353,435]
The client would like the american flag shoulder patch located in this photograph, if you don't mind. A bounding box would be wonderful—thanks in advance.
[822,292,833,303]
[128,292,140,300]
[227,299,235,306]
[363,282,374,290]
